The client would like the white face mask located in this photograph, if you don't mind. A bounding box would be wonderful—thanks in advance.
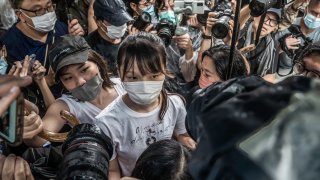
[105,23,127,39]
[123,80,164,105]
[23,11,57,33]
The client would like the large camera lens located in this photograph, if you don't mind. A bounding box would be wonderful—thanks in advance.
[56,124,113,180]
[133,12,152,31]
[156,19,175,47]
[212,15,230,39]
[197,10,210,26]
[249,0,277,17]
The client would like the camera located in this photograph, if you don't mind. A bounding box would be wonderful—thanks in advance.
[0,93,24,145]
[174,0,205,15]
[249,0,286,17]
[156,18,176,47]
[212,7,233,39]
[279,25,313,61]
[132,12,152,31]
[196,1,233,39]
[56,123,113,180]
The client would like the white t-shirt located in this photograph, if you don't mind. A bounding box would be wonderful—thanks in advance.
[95,94,187,176]
[58,78,125,124]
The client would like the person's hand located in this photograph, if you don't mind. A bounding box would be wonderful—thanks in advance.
[173,33,193,50]
[205,12,218,36]
[31,60,46,82]
[23,111,43,140]
[188,15,200,28]
[45,67,56,87]
[0,76,32,115]
[8,55,32,77]
[128,24,154,35]
[223,19,234,45]
[128,24,140,35]
[0,154,34,180]
[285,35,301,50]
[24,99,39,115]
[177,134,197,151]
[68,19,85,36]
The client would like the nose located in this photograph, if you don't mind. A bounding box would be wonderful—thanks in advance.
[75,76,86,87]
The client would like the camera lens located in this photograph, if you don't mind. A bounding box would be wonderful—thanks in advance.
[212,16,230,39]
[249,0,278,17]
[197,11,209,26]
[56,124,113,180]
[133,12,152,31]
[156,19,175,47]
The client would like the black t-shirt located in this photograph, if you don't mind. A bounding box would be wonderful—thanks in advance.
[86,30,120,76]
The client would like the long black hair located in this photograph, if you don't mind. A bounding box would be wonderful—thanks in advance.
[117,32,172,120]
[202,45,249,80]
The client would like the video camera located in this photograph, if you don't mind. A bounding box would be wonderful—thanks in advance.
[56,123,113,180]
[174,0,205,15]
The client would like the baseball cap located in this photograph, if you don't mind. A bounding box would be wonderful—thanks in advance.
[48,35,91,77]
[267,8,282,21]
[94,0,133,26]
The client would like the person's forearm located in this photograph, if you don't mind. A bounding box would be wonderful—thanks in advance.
[88,0,98,34]
[239,5,251,30]
[36,78,55,108]
[185,46,194,60]
[197,37,212,69]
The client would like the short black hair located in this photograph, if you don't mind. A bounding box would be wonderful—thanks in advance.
[295,41,320,63]
[131,140,192,180]
[10,0,23,9]
[202,45,248,81]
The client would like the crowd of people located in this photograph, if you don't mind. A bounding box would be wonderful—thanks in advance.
[0,0,319,179]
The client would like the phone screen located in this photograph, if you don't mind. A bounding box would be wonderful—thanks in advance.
[0,94,24,144]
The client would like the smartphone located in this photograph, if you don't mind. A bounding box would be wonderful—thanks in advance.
[0,93,24,145]
[21,54,36,72]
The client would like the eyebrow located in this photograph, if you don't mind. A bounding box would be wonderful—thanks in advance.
[29,0,51,10]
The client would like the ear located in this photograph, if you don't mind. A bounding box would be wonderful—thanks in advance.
[15,10,26,22]
[130,2,137,12]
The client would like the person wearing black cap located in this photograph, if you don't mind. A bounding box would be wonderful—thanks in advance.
[23,35,126,148]
[86,0,133,77]
[237,8,282,82]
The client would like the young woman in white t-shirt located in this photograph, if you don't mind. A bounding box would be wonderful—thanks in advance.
[23,35,125,147]
[95,32,196,179]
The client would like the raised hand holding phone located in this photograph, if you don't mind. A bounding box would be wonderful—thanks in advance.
[0,76,32,145]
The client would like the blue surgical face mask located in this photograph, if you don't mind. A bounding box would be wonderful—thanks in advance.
[159,10,176,25]
[142,5,156,18]
[0,57,8,75]
[142,5,158,24]
[304,13,320,29]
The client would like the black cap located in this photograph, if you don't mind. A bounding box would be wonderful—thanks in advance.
[94,0,133,26]
[49,35,90,76]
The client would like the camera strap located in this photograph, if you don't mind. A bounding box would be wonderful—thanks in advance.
[255,13,266,46]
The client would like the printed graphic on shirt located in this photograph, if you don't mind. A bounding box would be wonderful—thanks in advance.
[130,121,173,146]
